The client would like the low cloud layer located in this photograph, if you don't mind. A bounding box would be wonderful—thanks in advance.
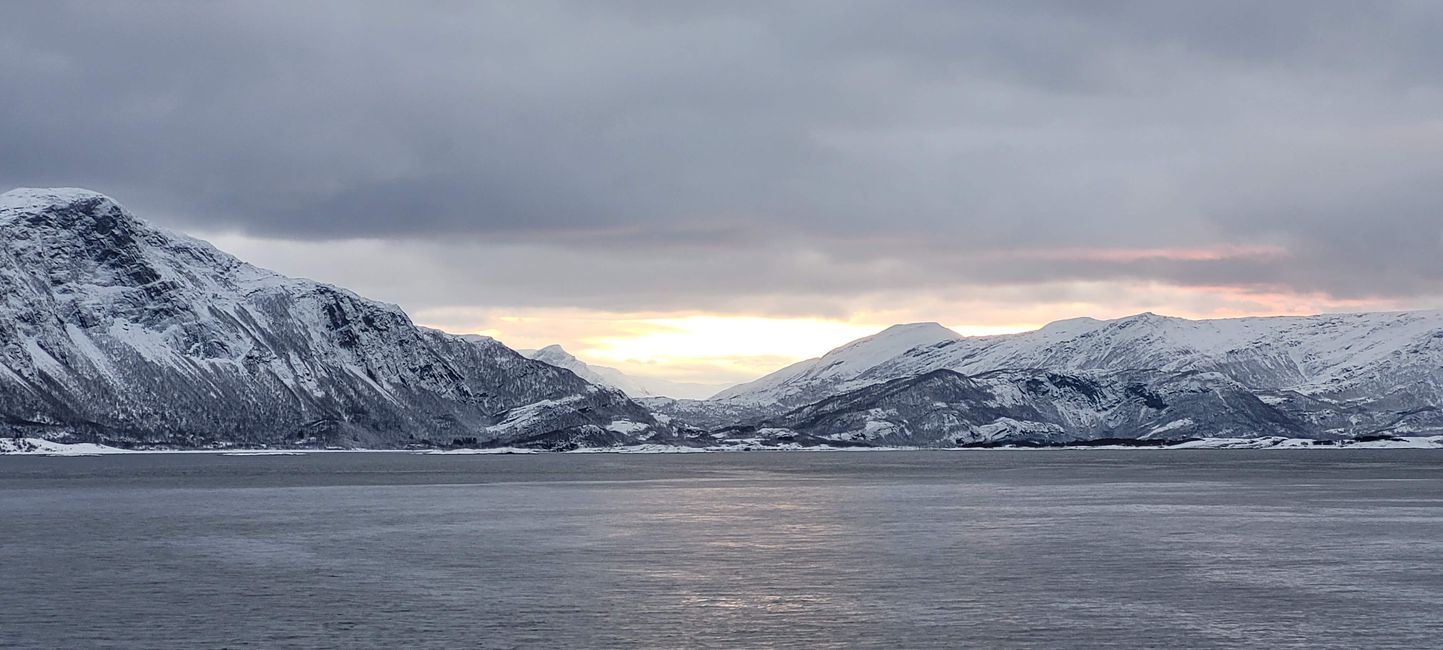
[4,1,1442,382]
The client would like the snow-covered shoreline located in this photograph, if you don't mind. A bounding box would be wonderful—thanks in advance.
[0,438,406,457]
[3,436,1440,457]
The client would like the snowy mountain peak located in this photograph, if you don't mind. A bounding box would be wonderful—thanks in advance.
[713,307,1443,439]
[711,320,963,403]
[1111,311,1182,327]
[831,321,962,355]
[879,321,953,335]
[522,344,651,397]
[1039,316,1101,331]
[0,187,119,213]
[1,188,134,237]
[0,190,671,449]
[534,344,573,358]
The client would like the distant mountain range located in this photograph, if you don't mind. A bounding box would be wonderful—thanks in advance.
[715,368,1315,447]
[518,345,732,400]
[681,310,1443,445]
[2,188,1440,451]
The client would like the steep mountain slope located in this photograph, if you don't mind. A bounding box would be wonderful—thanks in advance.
[711,322,963,404]
[721,368,1318,447]
[711,312,1443,437]
[0,188,669,449]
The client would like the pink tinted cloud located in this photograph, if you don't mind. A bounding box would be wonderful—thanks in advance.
[1003,243,1290,263]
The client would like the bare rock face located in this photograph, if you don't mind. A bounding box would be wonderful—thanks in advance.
[0,188,669,449]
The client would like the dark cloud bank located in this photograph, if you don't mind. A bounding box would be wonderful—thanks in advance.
[3,0,1442,312]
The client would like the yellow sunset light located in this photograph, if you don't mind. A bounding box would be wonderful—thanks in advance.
[580,316,885,365]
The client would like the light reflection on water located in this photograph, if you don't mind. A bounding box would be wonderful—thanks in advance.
[2,450,1442,648]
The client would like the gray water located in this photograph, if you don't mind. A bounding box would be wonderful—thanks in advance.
[2,451,1442,649]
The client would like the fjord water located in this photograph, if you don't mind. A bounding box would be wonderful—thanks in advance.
[3,452,1442,649]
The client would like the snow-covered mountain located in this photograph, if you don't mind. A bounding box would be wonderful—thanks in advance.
[0,188,673,449]
[521,344,732,400]
[718,368,1315,448]
[711,322,963,405]
[5,187,1438,450]
[523,345,651,396]
[706,311,1443,439]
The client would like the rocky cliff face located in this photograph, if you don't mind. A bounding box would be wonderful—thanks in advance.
[0,188,669,449]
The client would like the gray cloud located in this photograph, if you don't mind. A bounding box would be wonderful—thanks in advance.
[2,0,1442,308]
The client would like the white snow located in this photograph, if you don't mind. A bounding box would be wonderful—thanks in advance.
[1165,436,1443,450]
[63,323,119,383]
[421,447,542,455]
[4,435,1439,455]
[567,444,710,454]
[1148,418,1195,435]
[713,322,963,403]
[0,438,130,455]
[0,187,115,217]
[716,309,1443,413]
[218,450,306,456]
[970,418,1065,442]
[605,419,650,434]
[7,187,1443,452]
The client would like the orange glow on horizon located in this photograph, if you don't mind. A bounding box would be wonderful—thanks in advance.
[416,285,1422,387]
[196,229,1435,389]
[1003,244,1289,263]
[580,315,884,366]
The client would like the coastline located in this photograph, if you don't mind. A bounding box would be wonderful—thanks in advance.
[4,435,1440,457]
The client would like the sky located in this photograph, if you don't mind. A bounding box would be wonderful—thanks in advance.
[3,1,1442,387]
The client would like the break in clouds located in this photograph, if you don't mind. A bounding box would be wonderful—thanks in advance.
[3,0,1443,318]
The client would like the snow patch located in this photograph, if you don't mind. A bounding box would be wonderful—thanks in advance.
[0,438,130,456]
[1148,418,1195,435]
[605,419,649,434]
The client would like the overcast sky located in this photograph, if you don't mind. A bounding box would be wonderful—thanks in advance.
[4,1,1442,385]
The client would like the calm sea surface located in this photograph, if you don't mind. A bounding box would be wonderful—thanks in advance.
[3,450,1442,649]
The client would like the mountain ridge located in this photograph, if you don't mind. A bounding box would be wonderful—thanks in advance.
[717,311,1443,400]
[4,187,1440,450]
[0,188,673,449]
[690,308,1443,441]
[731,367,1318,447]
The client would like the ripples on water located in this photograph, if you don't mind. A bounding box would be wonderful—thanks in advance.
[3,451,1442,648]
